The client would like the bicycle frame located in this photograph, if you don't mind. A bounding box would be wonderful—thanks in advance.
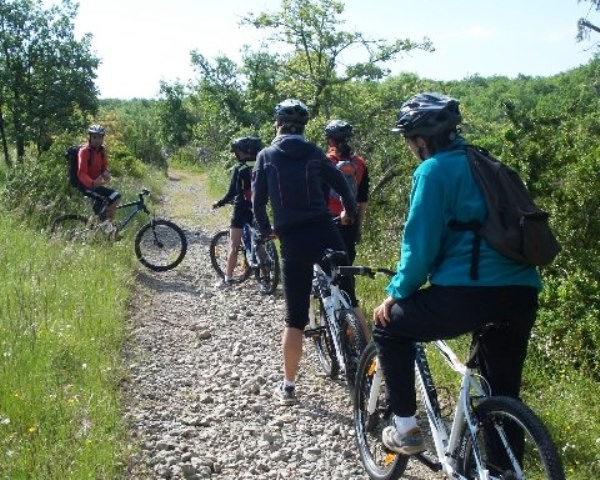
[312,262,353,372]
[112,191,151,232]
[242,223,268,270]
[367,340,492,480]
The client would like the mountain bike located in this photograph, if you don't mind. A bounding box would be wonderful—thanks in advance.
[304,250,392,392]
[209,221,280,294]
[354,325,565,480]
[50,188,188,272]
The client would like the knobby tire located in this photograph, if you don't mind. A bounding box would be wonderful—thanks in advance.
[458,396,565,480]
[50,214,90,240]
[310,295,340,378]
[339,308,368,392]
[252,239,280,294]
[135,219,187,272]
[208,229,251,283]
[354,343,408,480]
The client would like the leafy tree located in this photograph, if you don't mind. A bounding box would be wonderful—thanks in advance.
[99,98,166,170]
[157,80,194,151]
[242,0,433,117]
[577,0,600,41]
[0,0,99,165]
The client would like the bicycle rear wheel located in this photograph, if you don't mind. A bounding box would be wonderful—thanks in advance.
[253,239,280,294]
[339,308,368,392]
[308,295,339,378]
[134,219,187,272]
[50,214,92,240]
[354,343,408,480]
[458,396,565,480]
[208,230,251,282]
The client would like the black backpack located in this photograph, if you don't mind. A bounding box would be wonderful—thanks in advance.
[65,145,84,188]
[65,145,103,189]
[449,145,561,279]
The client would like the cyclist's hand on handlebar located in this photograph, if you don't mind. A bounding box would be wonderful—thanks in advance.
[373,296,396,327]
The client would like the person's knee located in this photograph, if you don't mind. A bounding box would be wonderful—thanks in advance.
[285,316,309,330]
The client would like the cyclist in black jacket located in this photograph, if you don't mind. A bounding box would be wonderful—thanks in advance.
[213,136,263,287]
[252,99,358,405]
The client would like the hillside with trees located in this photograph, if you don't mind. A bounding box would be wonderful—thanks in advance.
[1,0,599,477]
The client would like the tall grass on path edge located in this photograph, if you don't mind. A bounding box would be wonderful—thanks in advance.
[0,215,133,479]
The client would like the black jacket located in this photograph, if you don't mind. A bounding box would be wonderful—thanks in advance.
[215,161,252,209]
[252,135,358,235]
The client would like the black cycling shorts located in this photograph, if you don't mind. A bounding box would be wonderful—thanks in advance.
[231,206,253,229]
[82,186,121,217]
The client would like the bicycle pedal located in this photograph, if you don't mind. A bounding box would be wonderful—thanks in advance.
[303,327,325,338]
[413,452,442,472]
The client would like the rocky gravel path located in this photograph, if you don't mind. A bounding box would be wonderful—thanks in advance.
[122,171,437,480]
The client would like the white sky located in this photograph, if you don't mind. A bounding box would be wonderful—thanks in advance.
[46,0,598,99]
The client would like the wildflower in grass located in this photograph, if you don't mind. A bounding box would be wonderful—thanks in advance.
[1,417,10,425]
[28,426,36,434]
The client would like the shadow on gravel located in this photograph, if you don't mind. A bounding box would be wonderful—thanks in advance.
[135,270,201,296]
[184,229,213,248]
[300,402,354,427]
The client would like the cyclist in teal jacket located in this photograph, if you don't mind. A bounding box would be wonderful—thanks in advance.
[372,93,541,456]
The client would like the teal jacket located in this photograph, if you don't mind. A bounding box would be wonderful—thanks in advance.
[387,137,542,300]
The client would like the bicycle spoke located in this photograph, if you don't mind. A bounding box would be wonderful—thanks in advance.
[135,220,187,272]
[354,343,408,479]
[459,397,565,480]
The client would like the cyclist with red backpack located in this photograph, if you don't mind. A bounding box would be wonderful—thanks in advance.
[324,119,370,330]
[77,124,121,232]
[213,136,263,288]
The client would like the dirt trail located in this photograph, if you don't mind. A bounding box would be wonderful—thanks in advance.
[121,170,438,480]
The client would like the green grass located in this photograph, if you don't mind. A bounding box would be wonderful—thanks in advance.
[0,215,135,479]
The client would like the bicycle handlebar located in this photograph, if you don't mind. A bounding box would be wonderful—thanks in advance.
[337,266,395,278]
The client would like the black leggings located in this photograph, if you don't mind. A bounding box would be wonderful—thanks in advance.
[279,219,349,330]
[373,285,538,417]
[337,222,360,307]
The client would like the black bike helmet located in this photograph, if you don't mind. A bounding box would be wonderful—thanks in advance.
[392,93,461,138]
[273,99,309,125]
[324,120,353,140]
[88,124,106,135]
[230,136,264,156]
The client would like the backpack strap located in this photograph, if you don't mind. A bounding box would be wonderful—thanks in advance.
[448,219,482,280]
[447,144,488,281]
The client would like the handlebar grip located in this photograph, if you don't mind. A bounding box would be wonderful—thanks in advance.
[378,268,396,277]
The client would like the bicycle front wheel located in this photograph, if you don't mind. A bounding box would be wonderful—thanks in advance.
[339,308,368,392]
[458,396,565,480]
[253,239,280,294]
[208,230,251,282]
[50,214,92,240]
[134,219,187,272]
[308,295,340,378]
[354,343,408,480]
